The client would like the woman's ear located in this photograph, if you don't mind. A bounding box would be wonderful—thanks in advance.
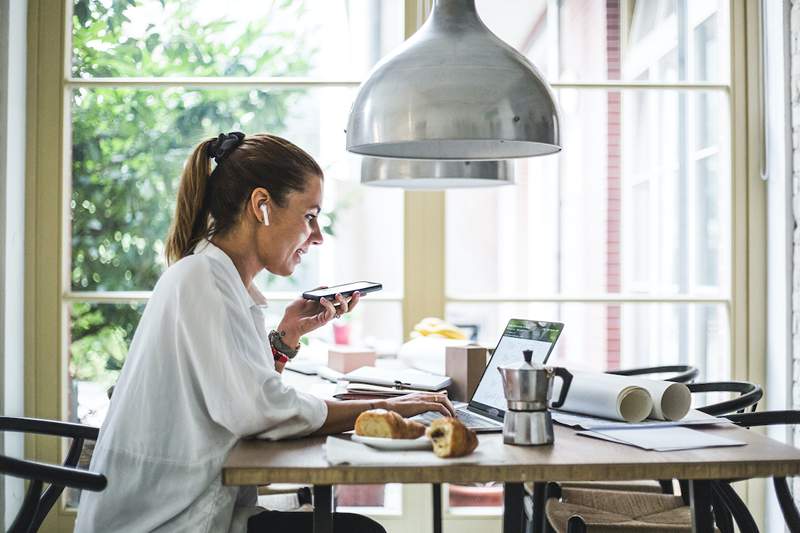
[250,188,271,225]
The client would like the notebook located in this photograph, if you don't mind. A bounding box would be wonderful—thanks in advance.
[343,366,452,392]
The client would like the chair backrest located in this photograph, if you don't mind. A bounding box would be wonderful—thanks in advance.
[0,417,106,533]
[606,364,699,384]
[686,381,763,416]
[724,410,800,533]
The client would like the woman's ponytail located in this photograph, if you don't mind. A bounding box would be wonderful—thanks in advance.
[165,132,322,265]
[164,139,214,265]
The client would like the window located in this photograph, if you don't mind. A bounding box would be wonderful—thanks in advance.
[444,0,732,512]
[65,0,405,516]
[27,0,758,530]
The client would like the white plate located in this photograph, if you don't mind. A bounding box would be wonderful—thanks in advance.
[351,434,432,451]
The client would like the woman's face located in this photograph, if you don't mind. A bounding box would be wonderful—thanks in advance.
[261,175,324,276]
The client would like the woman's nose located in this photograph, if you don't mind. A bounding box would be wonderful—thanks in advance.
[311,224,323,246]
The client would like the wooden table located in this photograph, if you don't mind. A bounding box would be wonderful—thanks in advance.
[223,423,800,533]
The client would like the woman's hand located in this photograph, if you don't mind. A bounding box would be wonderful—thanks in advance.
[382,392,456,418]
[276,289,361,347]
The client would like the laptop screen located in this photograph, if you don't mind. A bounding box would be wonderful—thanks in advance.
[469,319,564,417]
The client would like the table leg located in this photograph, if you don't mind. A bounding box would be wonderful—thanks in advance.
[313,485,334,533]
[689,480,714,533]
[531,482,546,533]
[432,483,442,533]
[504,482,524,533]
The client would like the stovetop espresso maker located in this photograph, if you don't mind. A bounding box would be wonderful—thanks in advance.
[498,349,573,445]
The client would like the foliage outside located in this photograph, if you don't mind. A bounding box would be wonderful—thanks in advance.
[70,0,320,387]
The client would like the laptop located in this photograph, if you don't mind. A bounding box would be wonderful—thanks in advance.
[413,318,564,433]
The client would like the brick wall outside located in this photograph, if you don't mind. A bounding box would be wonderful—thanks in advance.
[791,0,800,496]
[606,0,622,370]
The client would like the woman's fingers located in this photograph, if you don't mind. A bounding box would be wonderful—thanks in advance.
[318,297,337,322]
[347,291,361,314]
[334,293,349,314]
[438,395,456,416]
[424,402,451,416]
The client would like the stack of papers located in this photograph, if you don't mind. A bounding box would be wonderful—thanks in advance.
[578,426,745,452]
[344,366,452,392]
[333,382,438,400]
[552,409,730,430]
[553,409,745,451]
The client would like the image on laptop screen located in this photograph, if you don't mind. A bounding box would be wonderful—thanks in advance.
[470,319,564,414]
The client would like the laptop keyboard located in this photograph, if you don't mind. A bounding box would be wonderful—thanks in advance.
[414,408,502,429]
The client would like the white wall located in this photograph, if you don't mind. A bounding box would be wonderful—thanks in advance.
[0,0,27,526]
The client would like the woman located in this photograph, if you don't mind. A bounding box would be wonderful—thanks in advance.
[75,132,454,533]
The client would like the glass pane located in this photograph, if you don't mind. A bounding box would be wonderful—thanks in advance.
[262,300,403,355]
[336,484,402,513]
[445,90,730,297]
[447,483,503,513]
[445,302,730,380]
[68,302,145,425]
[71,0,404,79]
[71,87,403,294]
[475,0,729,82]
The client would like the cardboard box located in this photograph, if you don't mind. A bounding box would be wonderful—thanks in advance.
[445,344,488,402]
[327,346,377,374]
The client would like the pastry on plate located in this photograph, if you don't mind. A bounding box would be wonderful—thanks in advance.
[355,409,426,439]
[426,417,479,458]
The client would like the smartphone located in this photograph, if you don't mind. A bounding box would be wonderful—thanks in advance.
[302,281,382,301]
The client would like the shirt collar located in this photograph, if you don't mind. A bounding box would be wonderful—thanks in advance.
[193,240,269,310]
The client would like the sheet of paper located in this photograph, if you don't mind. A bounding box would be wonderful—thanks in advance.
[344,366,452,391]
[553,409,731,430]
[324,436,481,465]
[577,426,746,451]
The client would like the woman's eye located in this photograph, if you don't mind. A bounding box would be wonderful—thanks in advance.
[305,214,317,222]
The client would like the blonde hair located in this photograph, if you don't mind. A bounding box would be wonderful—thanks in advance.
[164,133,322,264]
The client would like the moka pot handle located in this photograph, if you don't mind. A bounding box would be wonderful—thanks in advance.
[550,367,573,409]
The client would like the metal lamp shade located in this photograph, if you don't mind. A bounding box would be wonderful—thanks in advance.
[360,157,514,189]
[346,0,561,160]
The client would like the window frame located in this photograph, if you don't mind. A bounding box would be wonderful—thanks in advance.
[24,0,765,530]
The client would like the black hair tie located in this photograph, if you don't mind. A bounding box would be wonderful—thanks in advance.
[207,131,245,164]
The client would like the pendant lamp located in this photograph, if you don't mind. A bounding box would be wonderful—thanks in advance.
[361,157,514,189]
[346,0,561,161]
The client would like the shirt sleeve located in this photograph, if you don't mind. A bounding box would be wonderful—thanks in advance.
[173,260,328,439]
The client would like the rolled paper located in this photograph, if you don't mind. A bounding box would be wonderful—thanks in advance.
[551,371,690,423]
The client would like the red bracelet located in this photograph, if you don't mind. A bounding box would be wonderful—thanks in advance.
[271,344,289,364]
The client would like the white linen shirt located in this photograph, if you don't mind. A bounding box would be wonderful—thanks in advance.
[75,241,328,533]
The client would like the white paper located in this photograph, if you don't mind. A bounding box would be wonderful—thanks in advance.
[552,371,691,423]
[577,426,746,451]
[553,409,731,430]
[344,366,452,391]
[324,436,480,465]
[552,372,653,422]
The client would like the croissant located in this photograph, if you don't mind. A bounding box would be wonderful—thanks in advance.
[426,418,479,458]
[355,409,426,439]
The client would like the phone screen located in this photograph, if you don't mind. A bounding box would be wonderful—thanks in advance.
[303,281,381,300]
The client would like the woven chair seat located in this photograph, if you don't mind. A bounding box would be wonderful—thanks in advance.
[525,480,665,495]
[545,487,718,532]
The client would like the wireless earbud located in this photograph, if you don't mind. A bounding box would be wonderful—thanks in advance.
[259,204,270,226]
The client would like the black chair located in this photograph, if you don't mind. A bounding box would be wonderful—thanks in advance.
[0,417,106,533]
[723,410,800,532]
[688,381,763,416]
[606,364,699,384]
[526,379,763,533]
